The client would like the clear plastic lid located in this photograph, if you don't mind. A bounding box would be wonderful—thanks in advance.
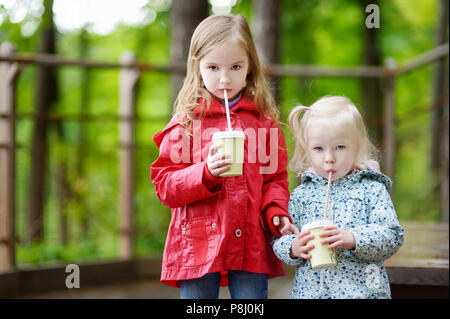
[301,219,333,231]
[212,131,245,140]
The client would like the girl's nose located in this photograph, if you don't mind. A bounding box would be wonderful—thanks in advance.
[220,71,231,85]
[325,151,335,164]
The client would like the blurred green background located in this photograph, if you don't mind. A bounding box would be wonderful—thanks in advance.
[0,0,447,267]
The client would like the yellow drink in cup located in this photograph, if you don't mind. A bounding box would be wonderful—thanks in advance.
[212,131,245,177]
[302,220,337,270]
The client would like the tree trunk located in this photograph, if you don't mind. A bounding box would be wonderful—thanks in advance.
[75,27,91,243]
[252,0,280,104]
[441,76,449,222]
[56,159,69,245]
[359,0,383,146]
[431,0,449,171]
[170,0,208,109]
[27,0,58,242]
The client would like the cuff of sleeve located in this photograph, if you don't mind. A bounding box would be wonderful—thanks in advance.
[272,234,303,266]
[202,162,223,190]
[264,204,292,238]
[349,228,368,259]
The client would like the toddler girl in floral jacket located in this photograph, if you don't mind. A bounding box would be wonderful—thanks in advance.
[273,96,404,299]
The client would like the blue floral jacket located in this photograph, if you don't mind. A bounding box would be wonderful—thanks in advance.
[272,168,404,299]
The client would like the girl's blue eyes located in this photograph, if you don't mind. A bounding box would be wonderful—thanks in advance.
[313,145,346,151]
[208,65,241,71]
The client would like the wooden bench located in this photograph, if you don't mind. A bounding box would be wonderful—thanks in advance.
[385,220,449,298]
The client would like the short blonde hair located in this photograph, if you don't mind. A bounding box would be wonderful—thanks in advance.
[288,96,379,176]
[174,14,279,132]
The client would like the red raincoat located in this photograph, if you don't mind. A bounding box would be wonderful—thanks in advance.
[151,95,291,287]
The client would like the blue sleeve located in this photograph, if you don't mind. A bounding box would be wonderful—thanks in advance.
[272,234,304,266]
[272,191,307,266]
[350,182,404,262]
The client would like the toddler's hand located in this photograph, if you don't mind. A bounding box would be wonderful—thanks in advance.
[273,216,300,236]
[207,144,232,177]
[290,230,315,259]
[319,225,356,250]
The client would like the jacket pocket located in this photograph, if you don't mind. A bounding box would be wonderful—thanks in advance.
[181,217,220,267]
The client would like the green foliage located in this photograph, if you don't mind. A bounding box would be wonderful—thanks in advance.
[1,0,445,266]
[17,239,114,266]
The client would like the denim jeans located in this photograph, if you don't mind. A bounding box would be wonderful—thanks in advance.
[180,271,268,299]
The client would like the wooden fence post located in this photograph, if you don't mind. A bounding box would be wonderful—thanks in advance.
[383,57,397,180]
[441,76,449,222]
[0,42,20,271]
[119,52,139,259]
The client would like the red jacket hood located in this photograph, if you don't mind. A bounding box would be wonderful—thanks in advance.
[193,94,259,116]
[153,94,260,148]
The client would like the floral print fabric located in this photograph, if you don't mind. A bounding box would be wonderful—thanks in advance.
[272,169,404,299]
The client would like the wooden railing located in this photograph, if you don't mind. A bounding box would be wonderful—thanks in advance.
[0,42,448,273]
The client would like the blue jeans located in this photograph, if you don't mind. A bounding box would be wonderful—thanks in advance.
[180,271,268,299]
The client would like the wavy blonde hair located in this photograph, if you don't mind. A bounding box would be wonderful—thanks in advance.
[288,96,379,176]
[174,14,279,132]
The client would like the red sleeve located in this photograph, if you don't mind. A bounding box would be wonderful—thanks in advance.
[150,123,221,208]
[259,122,290,234]
[202,162,223,191]
[263,204,292,237]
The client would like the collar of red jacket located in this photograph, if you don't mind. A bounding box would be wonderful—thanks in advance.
[153,94,259,147]
[193,93,259,116]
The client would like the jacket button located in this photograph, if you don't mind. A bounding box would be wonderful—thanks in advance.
[182,227,186,234]
[212,223,216,229]
[235,229,242,238]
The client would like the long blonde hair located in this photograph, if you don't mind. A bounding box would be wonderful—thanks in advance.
[174,14,279,131]
[288,96,379,176]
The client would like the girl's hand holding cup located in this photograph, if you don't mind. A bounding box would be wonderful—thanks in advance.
[290,230,315,259]
[207,143,232,177]
[319,225,356,250]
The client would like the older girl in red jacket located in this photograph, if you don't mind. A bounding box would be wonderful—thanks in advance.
[151,14,298,299]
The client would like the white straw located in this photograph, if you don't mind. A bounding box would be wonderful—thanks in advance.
[223,90,232,132]
[324,171,332,220]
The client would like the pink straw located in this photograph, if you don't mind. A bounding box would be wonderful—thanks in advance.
[324,171,332,220]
